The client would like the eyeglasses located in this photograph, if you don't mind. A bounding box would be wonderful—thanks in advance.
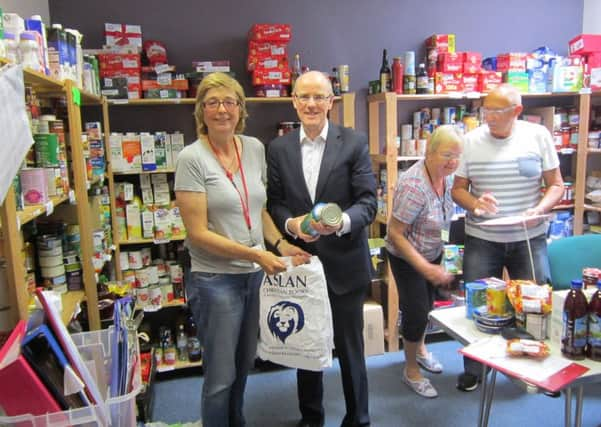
[482,105,516,116]
[294,94,332,105]
[203,98,240,111]
[438,152,461,161]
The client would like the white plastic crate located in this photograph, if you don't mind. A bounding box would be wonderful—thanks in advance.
[0,327,141,426]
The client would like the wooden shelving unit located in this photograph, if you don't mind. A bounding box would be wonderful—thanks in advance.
[0,66,106,329]
[574,92,600,235]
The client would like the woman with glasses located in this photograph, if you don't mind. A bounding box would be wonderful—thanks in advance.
[385,125,463,398]
[175,72,309,427]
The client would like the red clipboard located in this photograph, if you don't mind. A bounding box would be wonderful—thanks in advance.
[460,339,589,392]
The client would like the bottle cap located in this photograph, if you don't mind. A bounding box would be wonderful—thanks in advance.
[571,279,583,289]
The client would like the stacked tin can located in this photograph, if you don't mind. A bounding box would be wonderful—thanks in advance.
[122,243,185,309]
[37,234,67,293]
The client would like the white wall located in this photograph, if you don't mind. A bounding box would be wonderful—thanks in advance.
[0,0,49,25]
[583,0,601,33]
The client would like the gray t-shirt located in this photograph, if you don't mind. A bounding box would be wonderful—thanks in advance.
[174,135,266,273]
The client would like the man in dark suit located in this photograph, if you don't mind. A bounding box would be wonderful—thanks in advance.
[267,71,376,427]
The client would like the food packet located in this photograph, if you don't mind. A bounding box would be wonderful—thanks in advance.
[506,280,552,314]
[506,339,550,359]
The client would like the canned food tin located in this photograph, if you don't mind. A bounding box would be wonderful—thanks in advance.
[300,202,343,236]
[128,250,143,270]
[136,268,151,288]
[136,286,150,307]
[400,124,413,140]
[401,139,416,157]
[141,248,152,266]
[443,107,456,124]
[123,269,137,286]
[153,258,167,277]
[168,262,183,284]
[63,250,79,265]
[120,251,130,270]
[486,283,509,316]
[37,234,62,251]
[147,265,159,285]
[21,168,48,205]
[92,229,104,252]
[465,281,487,319]
[41,263,66,278]
[66,268,83,291]
[338,65,350,93]
[161,283,174,302]
[39,254,63,268]
[149,285,162,306]
[33,133,60,167]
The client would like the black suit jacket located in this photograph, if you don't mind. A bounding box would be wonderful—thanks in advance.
[267,124,377,295]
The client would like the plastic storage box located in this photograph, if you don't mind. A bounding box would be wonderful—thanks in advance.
[0,327,141,426]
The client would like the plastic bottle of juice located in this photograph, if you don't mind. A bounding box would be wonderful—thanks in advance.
[587,280,601,361]
[561,279,588,360]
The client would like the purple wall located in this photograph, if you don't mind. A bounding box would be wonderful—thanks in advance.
[49,0,584,139]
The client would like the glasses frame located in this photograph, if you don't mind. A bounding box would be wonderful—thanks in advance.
[203,98,240,112]
[293,94,333,105]
[481,105,517,116]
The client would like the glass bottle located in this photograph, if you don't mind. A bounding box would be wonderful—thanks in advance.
[392,57,403,95]
[291,53,301,91]
[416,63,428,94]
[587,280,601,361]
[379,49,391,93]
[331,67,341,96]
[561,279,588,360]
[187,317,202,362]
[176,323,188,362]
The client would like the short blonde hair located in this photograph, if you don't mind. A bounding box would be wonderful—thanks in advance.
[193,72,248,137]
[427,125,463,154]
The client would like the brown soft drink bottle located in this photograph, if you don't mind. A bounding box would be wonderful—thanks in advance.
[561,279,588,360]
[587,280,601,361]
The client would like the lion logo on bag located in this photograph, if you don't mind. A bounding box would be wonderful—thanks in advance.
[267,301,305,343]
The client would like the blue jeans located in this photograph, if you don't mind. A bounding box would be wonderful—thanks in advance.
[462,234,550,377]
[463,233,551,284]
[186,270,264,427]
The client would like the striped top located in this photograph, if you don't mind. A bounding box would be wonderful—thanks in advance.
[385,160,454,262]
[455,120,559,243]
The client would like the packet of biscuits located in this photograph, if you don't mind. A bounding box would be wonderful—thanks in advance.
[506,280,552,314]
[506,339,550,359]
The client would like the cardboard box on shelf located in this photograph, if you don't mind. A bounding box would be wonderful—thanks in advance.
[569,34,601,55]
[363,301,385,357]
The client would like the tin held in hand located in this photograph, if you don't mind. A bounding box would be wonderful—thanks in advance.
[300,202,342,236]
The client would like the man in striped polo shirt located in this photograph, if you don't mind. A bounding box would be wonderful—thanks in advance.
[451,84,565,391]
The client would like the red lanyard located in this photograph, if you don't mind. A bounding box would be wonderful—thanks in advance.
[207,137,252,232]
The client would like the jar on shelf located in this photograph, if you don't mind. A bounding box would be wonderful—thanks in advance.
[564,182,573,204]
[588,131,601,149]
[4,32,19,64]
[560,127,571,148]
[553,129,563,150]
[569,126,579,149]
[568,107,579,127]
[19,31,42,72]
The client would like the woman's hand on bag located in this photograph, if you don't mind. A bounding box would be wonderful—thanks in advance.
[278,240,311,261]
[257,250,287,275]
[424,264,454,287]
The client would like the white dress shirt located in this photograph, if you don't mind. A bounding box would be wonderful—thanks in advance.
[285,121,351,237]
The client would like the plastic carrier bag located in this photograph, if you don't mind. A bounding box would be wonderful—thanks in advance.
[257,256,334,371]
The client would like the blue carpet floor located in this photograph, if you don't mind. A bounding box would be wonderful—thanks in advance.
[150,338,601,426]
